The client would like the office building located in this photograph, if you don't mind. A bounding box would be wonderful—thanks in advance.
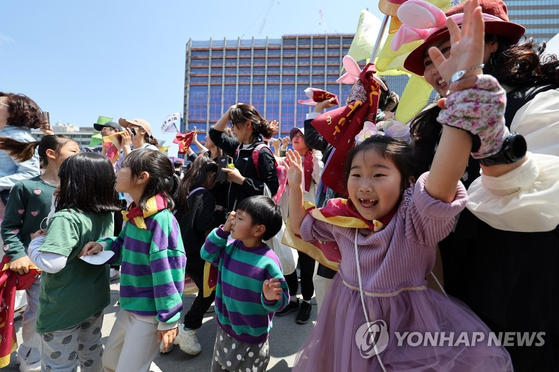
[183,35,408,137]
[31,123,95,149]
[506,0,559,42]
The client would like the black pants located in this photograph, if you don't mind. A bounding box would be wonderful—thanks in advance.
[183,255,215,330]
[284,252,315,301]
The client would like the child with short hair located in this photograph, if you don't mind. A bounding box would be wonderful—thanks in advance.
[201,195,289,372]
[26,152,121,372]
[81,149,186,372]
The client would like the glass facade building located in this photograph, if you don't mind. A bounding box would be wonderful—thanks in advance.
[506,0,559,42]
[183,35,408,137]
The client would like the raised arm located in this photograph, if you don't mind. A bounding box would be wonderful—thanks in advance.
[212,105,234,132]
[425,0,483,203]
[285,150,306,235]
[192,126,209,154]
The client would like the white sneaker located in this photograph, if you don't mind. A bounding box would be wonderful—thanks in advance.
[17,354,41,372]
[174,326,202,355]
[109,268,120,282]
[159,340,174,354]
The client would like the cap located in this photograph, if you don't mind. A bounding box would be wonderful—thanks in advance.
[93,121,121,132]
[290,127,305,140]
[118,118,153,137]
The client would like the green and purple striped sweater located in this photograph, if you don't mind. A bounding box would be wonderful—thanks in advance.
[201,226,289,344]
[101,209,186,326]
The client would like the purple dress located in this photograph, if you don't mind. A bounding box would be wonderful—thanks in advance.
[293,173,512,371]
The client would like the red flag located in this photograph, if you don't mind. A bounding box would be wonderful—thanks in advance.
[173,131,195,154]
[310,63,382,195]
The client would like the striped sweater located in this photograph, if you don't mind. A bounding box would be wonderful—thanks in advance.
[201,227,289,344]
[101,209,186,328]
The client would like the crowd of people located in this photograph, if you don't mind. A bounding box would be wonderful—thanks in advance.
[1,0,558,371]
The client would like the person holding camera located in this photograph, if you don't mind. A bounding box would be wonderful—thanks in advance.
[209,104,279,211]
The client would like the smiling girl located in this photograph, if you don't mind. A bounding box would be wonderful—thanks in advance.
[287,1,513,370]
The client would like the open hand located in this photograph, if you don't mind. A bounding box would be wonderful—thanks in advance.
[263,278,283,301]
[428,0,484,88]
[268,120,279,137]
[285,150,303,186]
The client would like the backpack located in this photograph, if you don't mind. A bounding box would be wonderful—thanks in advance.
[241,143,287,204]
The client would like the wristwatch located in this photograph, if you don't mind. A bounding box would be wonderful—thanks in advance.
[478,133,527,166]
[450,64,485,84]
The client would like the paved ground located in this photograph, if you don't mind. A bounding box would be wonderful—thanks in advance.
[5,281,316,371]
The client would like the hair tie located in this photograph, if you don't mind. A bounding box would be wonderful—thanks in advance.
[354,120,411,145]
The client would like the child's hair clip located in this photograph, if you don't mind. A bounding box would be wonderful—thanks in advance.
[355,120,411,145]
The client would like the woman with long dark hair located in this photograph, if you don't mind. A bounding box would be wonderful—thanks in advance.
[209,104,279,211]
[396,0,559,370]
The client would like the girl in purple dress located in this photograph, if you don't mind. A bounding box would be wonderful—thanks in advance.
[286,1,515,370]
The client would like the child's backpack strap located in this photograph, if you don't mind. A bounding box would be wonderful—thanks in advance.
[251,144,287,203]
[251,144,272,179]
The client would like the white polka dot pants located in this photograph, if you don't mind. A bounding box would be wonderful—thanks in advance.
[40,311,104,372]
[211,326,270,372]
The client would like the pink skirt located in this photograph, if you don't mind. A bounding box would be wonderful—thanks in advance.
[293,275,512,371]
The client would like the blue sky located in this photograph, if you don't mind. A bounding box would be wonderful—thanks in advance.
[1,1,385,156]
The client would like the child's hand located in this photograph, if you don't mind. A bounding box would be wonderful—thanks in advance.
[282,136,290,148]
[9,256,34,275]
[263,278,283,301]
[285,150,303,186]
[30,229,46,240]
[223,211,236,233]
[79,242,103,257]
[158,328,178,353]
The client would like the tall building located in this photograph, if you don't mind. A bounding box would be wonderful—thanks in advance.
[506,0,559,42]
[183,35,408,137]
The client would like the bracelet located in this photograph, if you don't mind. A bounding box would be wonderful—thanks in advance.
[449,64,485,84]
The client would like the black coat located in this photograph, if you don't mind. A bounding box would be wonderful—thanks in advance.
[209,128,279,211]
[177,188,225,256]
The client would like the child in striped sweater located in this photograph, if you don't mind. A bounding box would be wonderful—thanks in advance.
[81,149,186,372]
[201,195,289,372]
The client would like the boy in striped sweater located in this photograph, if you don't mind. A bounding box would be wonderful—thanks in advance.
[202,195,289,372]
